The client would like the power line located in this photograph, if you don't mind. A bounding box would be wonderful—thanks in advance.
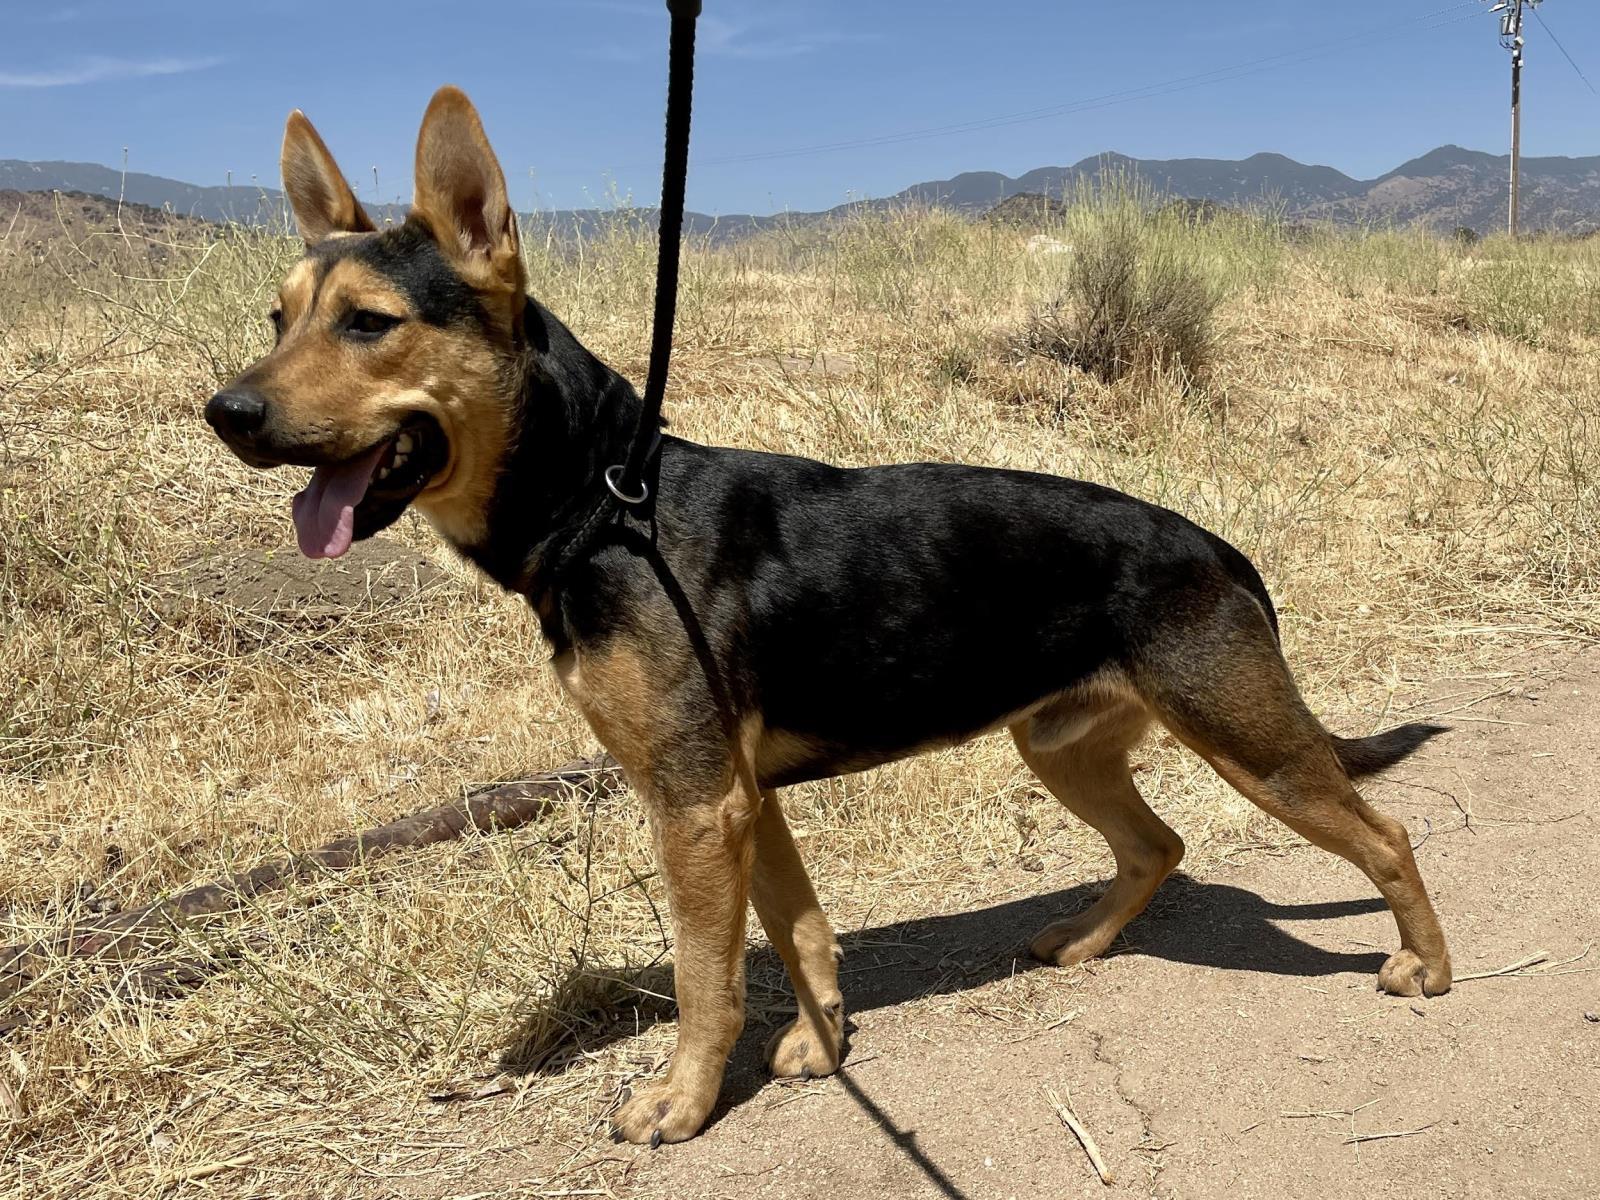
[697,3,1485,168]
[1530,5,1599,95]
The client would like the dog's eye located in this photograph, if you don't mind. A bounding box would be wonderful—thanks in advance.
[345,309,404,340]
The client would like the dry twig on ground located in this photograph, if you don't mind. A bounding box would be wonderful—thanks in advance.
[1045,1086,1114,1186]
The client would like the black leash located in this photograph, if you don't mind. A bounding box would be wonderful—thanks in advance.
[605,0,700,508]
[527,0,698,591]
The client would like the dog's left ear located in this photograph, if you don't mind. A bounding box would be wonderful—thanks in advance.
[412,86,526,308]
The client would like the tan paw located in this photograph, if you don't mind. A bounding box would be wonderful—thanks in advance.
[764,1004,844,1079]
[1029,915,1118,968]
[610,1079,716,1147]
[1377,949,1452,997]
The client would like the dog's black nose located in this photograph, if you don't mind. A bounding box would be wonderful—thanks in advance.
[205,388,268,438]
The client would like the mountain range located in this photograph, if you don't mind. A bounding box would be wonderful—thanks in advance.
[5,145,1599,236]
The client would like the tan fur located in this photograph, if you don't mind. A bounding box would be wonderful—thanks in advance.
[1171,728,1452,996]
[280,110,375,244]
[564,640,846,1139]
[410,86,526,339]
[1022,669,1144,752]
[276,259,317,322]
[254,254,512,548]
[553,644,673,786]
[751,790,845,1079]
[1011,696,1181,966]
[1141,625,1453,996]
[611,772,759,1145]
[570,642,774,1144]
[751,725,828,783]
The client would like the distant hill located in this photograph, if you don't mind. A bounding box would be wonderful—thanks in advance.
[877,146,1600,235]
[0,161,289,227]
[1309,145,1600,233]
[6,144,1600,237]
[892,151,1363,214]
[0,158,760,238]
[0,189,214,260]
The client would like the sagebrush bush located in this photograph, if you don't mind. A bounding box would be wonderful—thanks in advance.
[1021,178,1220,385]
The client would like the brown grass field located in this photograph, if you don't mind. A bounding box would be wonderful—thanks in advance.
[1,193,1598,1197]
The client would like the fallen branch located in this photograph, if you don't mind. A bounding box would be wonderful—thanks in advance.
[1045,1086,1114,1186]
[0,755,622,1003]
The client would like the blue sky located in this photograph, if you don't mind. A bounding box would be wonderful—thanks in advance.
[4,1,1599,215]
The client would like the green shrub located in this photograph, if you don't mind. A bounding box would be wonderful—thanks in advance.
[1022,176,1220,384]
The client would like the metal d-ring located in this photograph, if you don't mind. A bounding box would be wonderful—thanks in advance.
[603,464,650,505]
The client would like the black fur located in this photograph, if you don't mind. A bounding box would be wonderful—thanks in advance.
[309,223,487,330]
[451,300,1377,789]
[329,240,1437,793]
[1333,724,1448,778]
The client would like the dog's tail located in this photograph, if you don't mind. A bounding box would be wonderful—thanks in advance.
[1331,723,1447,779]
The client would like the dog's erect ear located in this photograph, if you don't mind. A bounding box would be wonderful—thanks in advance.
[281,111,376,245]
[411,86,525,301]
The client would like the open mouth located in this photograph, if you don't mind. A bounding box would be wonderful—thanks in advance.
[290,414,448,559]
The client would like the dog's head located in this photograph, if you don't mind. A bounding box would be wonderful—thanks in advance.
[206,87,525,557]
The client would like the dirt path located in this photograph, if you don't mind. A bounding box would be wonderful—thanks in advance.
[628,651,1600,1200]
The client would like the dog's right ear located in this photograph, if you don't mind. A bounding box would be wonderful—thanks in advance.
[280,111,375,245]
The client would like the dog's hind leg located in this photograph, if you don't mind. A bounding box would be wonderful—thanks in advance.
[751,789,844,1079]
[1136,594,1452,997]
[1010,701,1183,967]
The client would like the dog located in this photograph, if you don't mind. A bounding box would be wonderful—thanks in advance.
[204,86,1453,1146]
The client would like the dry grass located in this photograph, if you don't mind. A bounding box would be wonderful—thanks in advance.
[2,199,1598,1198]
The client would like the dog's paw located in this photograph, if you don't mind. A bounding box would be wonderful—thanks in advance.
[610,1079,716,1147]
[1377,949,1452,997]
[764,1006,844,1080]
[1029,916,1117,968]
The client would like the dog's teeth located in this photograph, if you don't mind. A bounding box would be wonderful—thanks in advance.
[396,433,414,455]
[392,451,409,469]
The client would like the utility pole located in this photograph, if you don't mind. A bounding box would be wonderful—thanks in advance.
[1490,0,1541,237]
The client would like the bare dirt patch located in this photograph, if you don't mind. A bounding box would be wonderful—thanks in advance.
[156,535,459,625]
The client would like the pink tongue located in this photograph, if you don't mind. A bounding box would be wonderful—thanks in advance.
[290,442,388,559]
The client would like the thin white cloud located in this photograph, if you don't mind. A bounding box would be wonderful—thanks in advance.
[0,54,225,88]
[698,16,878,60]
[580,15,878,64]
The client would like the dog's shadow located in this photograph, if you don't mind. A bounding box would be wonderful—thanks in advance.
[500,871,1388,1120]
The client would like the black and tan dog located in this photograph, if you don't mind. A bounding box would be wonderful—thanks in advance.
[205,87,1452,1146]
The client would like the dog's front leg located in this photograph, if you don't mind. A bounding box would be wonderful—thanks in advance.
[612,775,758,1146]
